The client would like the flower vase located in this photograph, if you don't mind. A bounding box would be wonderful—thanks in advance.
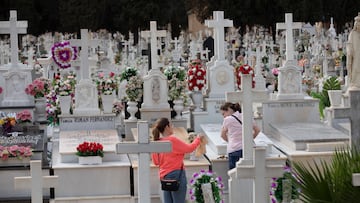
[192,91,203,112]
[34,97,47,122]
[173,99,184,119]
[127,101,138,121]
[328,90,343,107]
[101,94,115,114]
[78,156,102,165]
[59,95,72,115]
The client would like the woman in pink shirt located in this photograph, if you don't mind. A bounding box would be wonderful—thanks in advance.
[151,117,202,203]
[220,102,260,169]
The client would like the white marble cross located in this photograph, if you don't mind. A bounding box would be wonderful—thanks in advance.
[116,121,171,203]
[14,160,58,203]
[236,146,284,203]
[205,11,233,61]
[70,29,100,81]
[226,74,268,161]
[276,13,302,61]
[141,21,166,70]
[0,10,28,68]
[254,45,266,90]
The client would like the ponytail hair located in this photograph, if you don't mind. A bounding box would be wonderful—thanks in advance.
[152,117,170,141]
[220,102,242,113]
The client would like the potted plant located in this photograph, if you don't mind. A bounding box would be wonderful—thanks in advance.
[189,169,224,203]
[76,141,104,165]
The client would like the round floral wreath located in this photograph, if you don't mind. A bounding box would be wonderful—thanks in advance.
[235,64,255,89]
[51,41,78,69]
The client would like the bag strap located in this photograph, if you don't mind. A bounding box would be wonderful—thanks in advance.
[231,114,242,125]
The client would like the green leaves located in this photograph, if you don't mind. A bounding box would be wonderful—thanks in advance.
[292,146,360,203]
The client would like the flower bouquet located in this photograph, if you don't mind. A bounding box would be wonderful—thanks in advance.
[25,77,51,98]
[189,169,224,203]
[234,64,255,89]
[125,75,143,102]
[76,142,104,165]
[94,72,118,95]
[187,59,206,92]
[52,73,76,96]
[164,65,187,102]
[0,145,32,161]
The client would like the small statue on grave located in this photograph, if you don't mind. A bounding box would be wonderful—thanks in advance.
[346,12,360,90]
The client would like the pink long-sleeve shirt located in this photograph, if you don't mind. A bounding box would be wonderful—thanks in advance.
[151,135,201,179]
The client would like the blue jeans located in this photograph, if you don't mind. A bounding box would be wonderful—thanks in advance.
[228,149,243,169]
[162,169,187,203]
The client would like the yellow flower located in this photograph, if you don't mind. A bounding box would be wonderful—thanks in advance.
[0,119,4,125]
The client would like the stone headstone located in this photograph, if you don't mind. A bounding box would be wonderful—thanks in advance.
[71,29,100,115]
[116,121,171,203]
[276,13,304,100]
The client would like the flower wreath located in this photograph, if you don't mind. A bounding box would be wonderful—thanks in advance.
[189,169,224,203]
[234,64,255,89]
[51,41,78,69]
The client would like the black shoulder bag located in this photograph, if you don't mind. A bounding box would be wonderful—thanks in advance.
[158,153,183,191]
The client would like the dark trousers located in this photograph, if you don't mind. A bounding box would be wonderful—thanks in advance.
[228,149,243,170]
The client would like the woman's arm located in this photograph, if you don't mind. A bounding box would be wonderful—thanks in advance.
[221,126,228,142]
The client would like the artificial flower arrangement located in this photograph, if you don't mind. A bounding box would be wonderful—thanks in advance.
[234,64,255,89]
[52,72,76,96]
[164,65,188,102]
[270,165,299,203]
[112,100,124,115]
[94,72,118,95]
[187,59,206,91]
[76,141,104,157]
[120,67,143,102]
[189,169,224,203]
[51,41,78,69]
[0,111,33,135]
[46,90,61,126]
[0,145,33,161]
[25,77,51,98]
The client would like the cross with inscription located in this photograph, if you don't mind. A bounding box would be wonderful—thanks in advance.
[226,74,268,161]
[205,11,233,61]
[0,10,28,68]
[70,29,100,82]
[116,121,171,203]
[141,21,166,70]
[14,160,58,203]
[276,13,302,61]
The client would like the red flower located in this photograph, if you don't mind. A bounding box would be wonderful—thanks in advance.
[76,142,104,157]
[187,59,206,91]
[235,64,255,89]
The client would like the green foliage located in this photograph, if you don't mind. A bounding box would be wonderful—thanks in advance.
[310,76,341,119]
[292,146,360,203]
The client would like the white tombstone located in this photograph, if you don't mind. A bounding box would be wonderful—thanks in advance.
[276,13,304,100]
[233,146,284,203]
[226,74,268,161]
[116,121,171,203]
[71,29,100,115]
[353,173,360,186]
[14,160,58,203]
[203,11,235,98]
[140,21,171,122]
[0,10,28,68]
[0,10,33,106]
